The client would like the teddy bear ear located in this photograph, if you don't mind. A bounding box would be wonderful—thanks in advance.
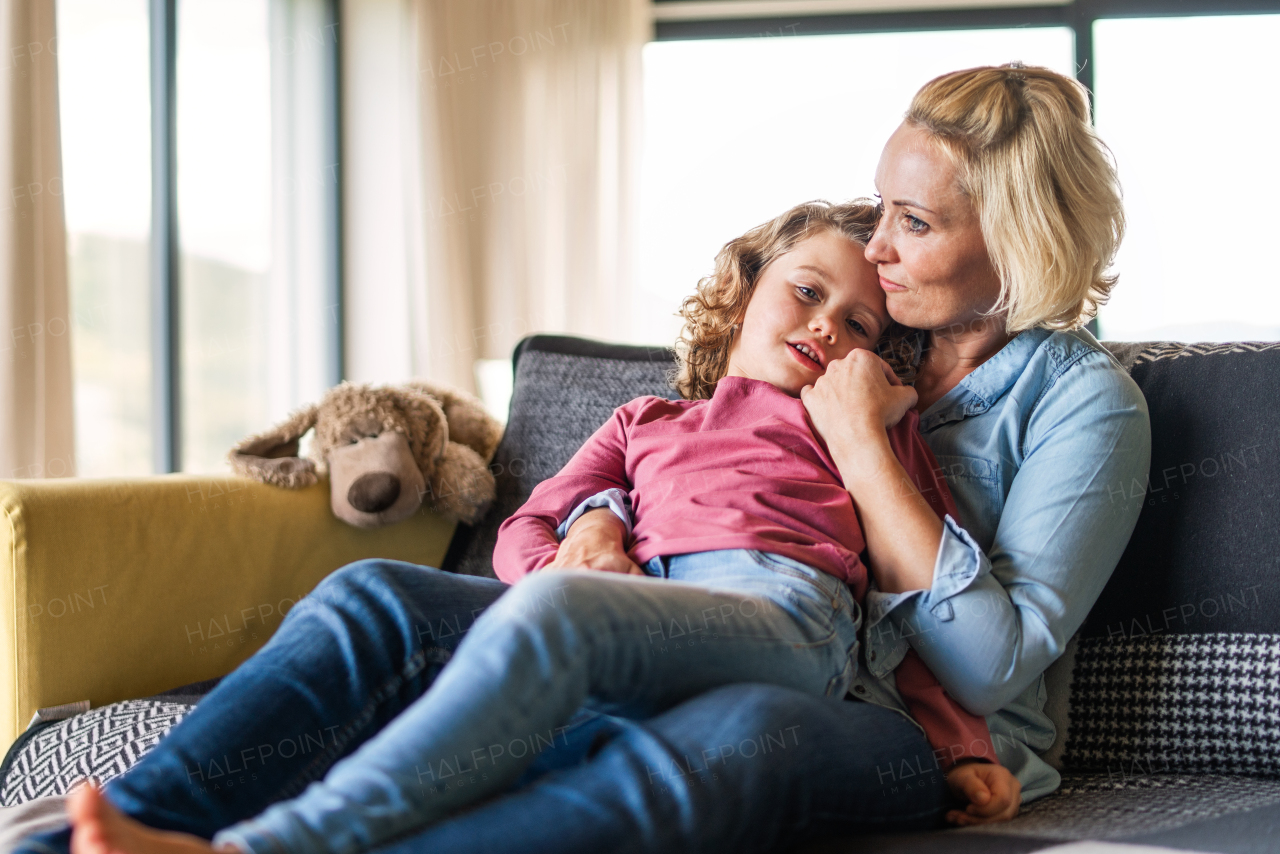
[390,386,449,470]
[404,381,503,462]
[228,403,320,488]
[422,442,496,525]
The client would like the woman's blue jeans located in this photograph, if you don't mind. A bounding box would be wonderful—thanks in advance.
[17,559,951,854]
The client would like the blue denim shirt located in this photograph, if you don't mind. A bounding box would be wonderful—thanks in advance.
[561,327,1152,802]
[854,327,1151,800]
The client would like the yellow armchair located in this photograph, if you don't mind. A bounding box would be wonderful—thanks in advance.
[0,475,456,753]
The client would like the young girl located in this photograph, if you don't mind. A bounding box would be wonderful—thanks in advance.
[68,201,1014,854]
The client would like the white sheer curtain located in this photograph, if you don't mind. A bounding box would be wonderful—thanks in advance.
[268,0,339,420]
[408,0,649,392]
[0,0,74,478]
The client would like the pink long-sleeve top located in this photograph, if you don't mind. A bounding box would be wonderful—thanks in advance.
[494,375,953,597]
[493,374,998,770]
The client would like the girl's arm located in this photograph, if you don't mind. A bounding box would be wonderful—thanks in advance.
[895,649,995,768]
[895,650,1021,825]
[805,349,1151,715]
[873,416,999,770]
[492,403,639,583]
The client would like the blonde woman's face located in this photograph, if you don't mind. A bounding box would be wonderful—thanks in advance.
[867,123,1002,337]
[725,230,886,398]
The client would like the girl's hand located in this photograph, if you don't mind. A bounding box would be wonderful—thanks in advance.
[945,761,1021,826]
[801,350,918,454]
[546,508,644,575]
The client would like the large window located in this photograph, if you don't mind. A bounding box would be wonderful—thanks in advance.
[638,1,1280,348]
[59,0,153,476]
[177,0,275,473]
[58,0,339,476]
[631,26,1074,348]
[1093,14,1280,342]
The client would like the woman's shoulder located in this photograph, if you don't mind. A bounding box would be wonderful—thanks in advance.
[1028,328,1147,407]
[1022,328,1151,440]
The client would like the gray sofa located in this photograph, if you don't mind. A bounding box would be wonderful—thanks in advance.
[4,334,1279,854]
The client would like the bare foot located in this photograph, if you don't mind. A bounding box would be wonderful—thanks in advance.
[67,784,227,854]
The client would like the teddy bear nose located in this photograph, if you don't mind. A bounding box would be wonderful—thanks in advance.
[348,472,402,514]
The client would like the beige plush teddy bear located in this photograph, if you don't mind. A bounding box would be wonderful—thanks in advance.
[229,381,503,529]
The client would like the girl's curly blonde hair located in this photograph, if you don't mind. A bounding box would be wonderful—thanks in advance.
[673,199,922,401]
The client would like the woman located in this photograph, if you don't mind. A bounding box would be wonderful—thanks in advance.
[28,63,1149,854]
[505,62,1151,845]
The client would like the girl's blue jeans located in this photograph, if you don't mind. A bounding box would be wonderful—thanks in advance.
[17,558,952,854]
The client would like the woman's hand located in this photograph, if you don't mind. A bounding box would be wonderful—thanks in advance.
[800,350,940,593]
[945,761,1022,826]
[801,350,917,457]
[546,508,644,575]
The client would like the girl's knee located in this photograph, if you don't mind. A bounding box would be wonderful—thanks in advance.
[494,571,627,636]
[500,571,577,619]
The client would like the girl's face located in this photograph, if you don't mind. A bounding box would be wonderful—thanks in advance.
[725,230,887,397]
[866,122,1002,335]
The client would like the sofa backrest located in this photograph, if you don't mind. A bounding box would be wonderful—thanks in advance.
[1061,341,1280,777]
[441,336,676,578]
[443,334,1280,778]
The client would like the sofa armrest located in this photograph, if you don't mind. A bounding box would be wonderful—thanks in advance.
[0,475,456,751]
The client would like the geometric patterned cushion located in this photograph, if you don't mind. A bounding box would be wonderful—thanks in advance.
[0,700,193,805]
[1063,634,1280,776]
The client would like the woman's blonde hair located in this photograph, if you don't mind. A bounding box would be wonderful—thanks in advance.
[673,200,920,401]
[905,63,1125,332]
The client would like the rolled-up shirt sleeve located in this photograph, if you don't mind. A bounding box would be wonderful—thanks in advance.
[555,488,634,539]
[865,517,987,628]
[865,358,1152,717]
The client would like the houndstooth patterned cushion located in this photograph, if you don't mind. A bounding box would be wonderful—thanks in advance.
[0,700,193,805]
[1064,634,1280,776]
